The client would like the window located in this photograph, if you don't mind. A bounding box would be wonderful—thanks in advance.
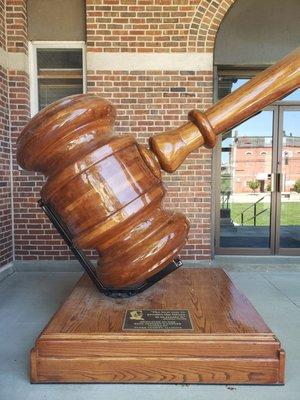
[29,42,86,116]
[260,151,267,155]
[245,151,253,155]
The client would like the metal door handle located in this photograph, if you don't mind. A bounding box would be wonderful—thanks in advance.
[277,172,284,193]
[271,173,283,193]
[271,173,276,192]
[277,173,281,192]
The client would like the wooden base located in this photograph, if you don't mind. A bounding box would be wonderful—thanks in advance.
[31,268,285,384]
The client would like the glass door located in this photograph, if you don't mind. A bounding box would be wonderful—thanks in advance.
[215,73,300,256]
[215,107,276,254]
[276,106,300,254]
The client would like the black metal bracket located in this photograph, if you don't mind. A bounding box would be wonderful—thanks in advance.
[38,199,183,298]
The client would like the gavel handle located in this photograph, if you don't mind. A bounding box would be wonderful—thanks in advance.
[149,47,300,173]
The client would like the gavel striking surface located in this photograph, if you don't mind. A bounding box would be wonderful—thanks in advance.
[17,95,189,290]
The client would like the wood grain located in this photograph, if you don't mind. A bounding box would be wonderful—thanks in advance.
[150,47,300,172]
[31,268,285,384]
[16,48,299,289]
[16,95,189,289]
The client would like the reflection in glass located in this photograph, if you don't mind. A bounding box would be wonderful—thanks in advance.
[218,78,273,249]
[280,88,300,102]
[279,110,300,249]
[37,48,83,111]
[220,110,273,248]
[218,74,300,252]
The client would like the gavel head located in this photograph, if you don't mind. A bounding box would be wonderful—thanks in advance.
[17,94,189,289]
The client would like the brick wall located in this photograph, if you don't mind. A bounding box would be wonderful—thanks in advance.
[0,66,13,267]
[0,0,5,49]
[6,0,62,262]
[0,0,13,267]
[86,0,197,53]
[86,0,235,53]
[87,69,213,260]
[81,0,235,261]
[0,0,237,266]
[6,0,27,52]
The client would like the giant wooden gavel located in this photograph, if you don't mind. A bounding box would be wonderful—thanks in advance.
[17,48,299,290]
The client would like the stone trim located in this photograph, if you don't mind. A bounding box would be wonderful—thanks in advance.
[0,47,28,71]
[87,52,213,71]
[0,262,16,282]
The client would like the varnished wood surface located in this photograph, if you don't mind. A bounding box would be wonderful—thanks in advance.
[150,47,300,172]
[31,268,285,384]
[16,95,189,289]
[16,48,299,289]
[43,268,271,335]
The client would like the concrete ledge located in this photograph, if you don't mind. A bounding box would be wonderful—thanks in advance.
[0,262,16,282]
[14,260,83,272]
[10,257,300,274]
[0,257,299,282]
[213,255,300,272]
[215,255,300,264]
[13,260,213,272]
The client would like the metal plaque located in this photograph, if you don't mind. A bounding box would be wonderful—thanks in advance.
[123,309,193,331]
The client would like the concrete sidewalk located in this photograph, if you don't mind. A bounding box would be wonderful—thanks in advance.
[0,267,299,400]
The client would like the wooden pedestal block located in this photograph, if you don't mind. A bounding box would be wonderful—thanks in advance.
[31,268,285,384]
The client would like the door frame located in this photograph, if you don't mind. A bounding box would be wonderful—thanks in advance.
[213,68,300,255]
[275,104,300,255]
[214,105,277,255]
